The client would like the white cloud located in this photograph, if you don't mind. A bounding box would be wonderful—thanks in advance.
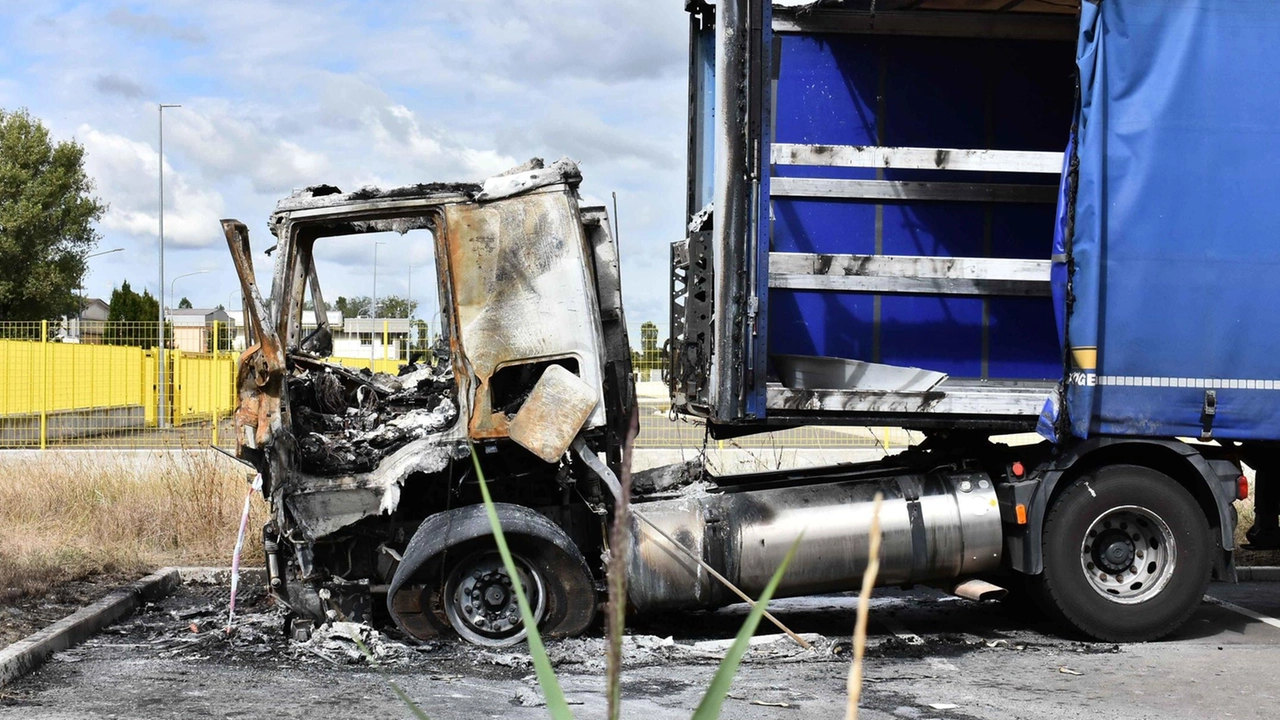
[164,102,332,194]
[2,0,691,339]
[363,104,519,181]
[78,125,225,249]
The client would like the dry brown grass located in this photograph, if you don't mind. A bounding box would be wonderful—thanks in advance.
[0,450,268,602]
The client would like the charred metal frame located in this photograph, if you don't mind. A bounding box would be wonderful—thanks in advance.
[224,162,634,636]
[708,0,771,421]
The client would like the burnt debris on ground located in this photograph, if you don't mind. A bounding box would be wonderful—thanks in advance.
[69,581,856,675]
[290,354,458,476]
[43,581,1127,680]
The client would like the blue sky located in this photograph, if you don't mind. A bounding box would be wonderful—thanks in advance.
[0,1,689,334]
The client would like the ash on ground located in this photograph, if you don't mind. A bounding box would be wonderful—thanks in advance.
[91,581,853,675]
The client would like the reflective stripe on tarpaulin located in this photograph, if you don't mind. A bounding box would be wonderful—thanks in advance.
[1066,0,1280,440]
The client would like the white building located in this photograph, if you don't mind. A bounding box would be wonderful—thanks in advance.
[168,307,232,353]
[223,310,417,361]
[334,316,412,361]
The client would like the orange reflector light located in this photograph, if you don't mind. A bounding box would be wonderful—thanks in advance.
[1011,461,1025,478]
[1238,475,1250,501]
[1015,504,1028,525]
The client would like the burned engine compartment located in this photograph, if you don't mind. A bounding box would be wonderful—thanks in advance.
[289,352,458,477]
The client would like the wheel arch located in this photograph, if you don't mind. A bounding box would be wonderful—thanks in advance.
[1015,438,1238,578]
[386,502,598,642]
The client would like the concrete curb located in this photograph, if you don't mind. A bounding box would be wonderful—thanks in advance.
[1237,566,1280,582]
[0,568,180,688]
[0,566,267,689]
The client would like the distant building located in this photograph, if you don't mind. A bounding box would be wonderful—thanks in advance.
[168,307,232,353]
[226,310,247,351]
[333,316,411,360]
[57,298,111,344]
[222,310,415,360]
[77,298,110,343]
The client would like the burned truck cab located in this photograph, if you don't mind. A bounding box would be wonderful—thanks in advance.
[223,158,634,644]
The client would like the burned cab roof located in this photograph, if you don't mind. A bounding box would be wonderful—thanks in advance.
[267,157,583,234]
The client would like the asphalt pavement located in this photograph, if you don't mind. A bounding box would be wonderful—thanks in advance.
[2,580,1278,720]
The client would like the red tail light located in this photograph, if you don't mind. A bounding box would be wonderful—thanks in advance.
[1238,475,1250,501]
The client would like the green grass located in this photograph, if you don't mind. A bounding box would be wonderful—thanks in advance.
[463,444,805,720]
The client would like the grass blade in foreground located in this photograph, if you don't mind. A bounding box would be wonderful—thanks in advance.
[845,492,884,720]
[606,404,639,720]
[690,533,804,720]
[470,445,575,720]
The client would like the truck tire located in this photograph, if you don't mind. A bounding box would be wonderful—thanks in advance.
[1033,465,1211,642]
[387,503,597,646]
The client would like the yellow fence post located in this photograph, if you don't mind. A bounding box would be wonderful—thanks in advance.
[171,348,181,427]
[382,319,389,371]
[40,320,48,449]
[211,321,219,447]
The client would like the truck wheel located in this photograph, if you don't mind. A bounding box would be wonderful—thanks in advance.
[1034,465,1211,642]
[442,548,547,646]
[387,503,598,646]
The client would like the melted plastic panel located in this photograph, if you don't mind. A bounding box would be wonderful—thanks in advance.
[768,33,1073,380]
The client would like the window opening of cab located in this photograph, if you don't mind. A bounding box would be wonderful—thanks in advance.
[302,229,442,368]
[490,356,582,416]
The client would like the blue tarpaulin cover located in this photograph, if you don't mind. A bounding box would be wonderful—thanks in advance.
[1067,0,1280,440]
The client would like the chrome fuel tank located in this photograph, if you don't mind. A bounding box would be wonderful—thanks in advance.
[627,469,1003,612]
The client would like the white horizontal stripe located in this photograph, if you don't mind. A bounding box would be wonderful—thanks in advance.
[1086,375,1280,390]
[1204,595,1280,632]
[770,143,1064,174]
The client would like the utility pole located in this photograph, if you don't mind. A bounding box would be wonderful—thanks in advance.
[78,247,123,340]
[170,270,210,310]
[372,241,386,365]
[158,103,181,428]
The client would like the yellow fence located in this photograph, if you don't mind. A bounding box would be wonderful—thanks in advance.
[329,357,404,374]
[1,337,148,416]
[0,321,237,448]
[0,320,916,454]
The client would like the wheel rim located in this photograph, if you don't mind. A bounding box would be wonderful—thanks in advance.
[443,550,546,646]
[1079,504,1177,605]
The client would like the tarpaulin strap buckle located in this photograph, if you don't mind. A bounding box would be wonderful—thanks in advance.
[1200,390,1217,442]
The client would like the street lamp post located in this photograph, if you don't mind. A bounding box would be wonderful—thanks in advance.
[157,102,181,428]
[78,247,123,340]
[170,270,210,307]
[372,241,386,364]
[170,269,210,357]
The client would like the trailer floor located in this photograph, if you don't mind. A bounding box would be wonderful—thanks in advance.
[2,580,1277,719]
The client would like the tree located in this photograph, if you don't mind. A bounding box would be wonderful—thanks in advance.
[378,295,418,319]
[334,294,416,318]
[639,321,661,380]
[335,295,369,317]
[206,322,231,353]
[178,297,193,309]
[103,280,165,348]
[0,108,106,320]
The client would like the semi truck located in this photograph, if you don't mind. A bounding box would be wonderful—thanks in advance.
[226,0,1277,647]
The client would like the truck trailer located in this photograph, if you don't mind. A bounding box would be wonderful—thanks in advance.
[226,0,1278,646]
